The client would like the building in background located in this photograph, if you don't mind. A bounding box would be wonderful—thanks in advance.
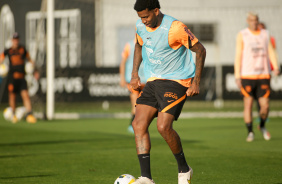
[0,0,281,105]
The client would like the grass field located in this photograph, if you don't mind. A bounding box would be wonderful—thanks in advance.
[0,114,282,184]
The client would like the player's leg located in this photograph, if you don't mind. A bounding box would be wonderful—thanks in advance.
[155,80,192,184]
[21,90,37,123]
[132,104,157,181]
[241,79,255,142]
[8,91,16,114]
[8,90,18,123]
[21,90,32,112]
[128,92,139,133]
[157,112,192,184]
[258,97,269,124]
[243,96,254,142]
[258,97,271,140]
[257,79,271,140]
[157,112,190,168]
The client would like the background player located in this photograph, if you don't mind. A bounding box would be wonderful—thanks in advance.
[131,0,206,183]
[255,22,278,124]
[0,32,37,123]
[119,39,146,133]
[234,13,280,142]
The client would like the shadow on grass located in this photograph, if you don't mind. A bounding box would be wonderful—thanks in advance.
[0,151,78,159]
[0,174,54,179]
[0,129,203,147]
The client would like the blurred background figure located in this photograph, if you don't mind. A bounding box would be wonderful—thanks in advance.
[119,39,146,133]
[234,12,280,142]
[255,22,278,123]
[0,32,37,123]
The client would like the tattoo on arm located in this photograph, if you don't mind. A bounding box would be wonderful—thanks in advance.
[190,42,206,85]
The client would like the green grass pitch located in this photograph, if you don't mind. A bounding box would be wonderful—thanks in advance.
[0,116,281,184]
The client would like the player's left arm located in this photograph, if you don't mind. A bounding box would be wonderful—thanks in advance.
[26,51,35,65]
[188,42,206,96]
[169,21,206,96]
[268,41,280,75]
[25,49,40,79]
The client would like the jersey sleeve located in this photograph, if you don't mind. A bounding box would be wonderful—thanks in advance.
[136,33,143,46]
[168,21,199,50]
[135,26,143,46]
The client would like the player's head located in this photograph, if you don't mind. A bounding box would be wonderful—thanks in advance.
[258,22,266,30]
[12,32,20,48]
[247,12,259,31]
[134,0,161,28]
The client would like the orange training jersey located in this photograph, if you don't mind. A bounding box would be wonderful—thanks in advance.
[240,28,271,79]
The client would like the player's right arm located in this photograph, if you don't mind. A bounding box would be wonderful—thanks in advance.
[234,33,243,89]
[130,34,142,91]
[0,50,7,64]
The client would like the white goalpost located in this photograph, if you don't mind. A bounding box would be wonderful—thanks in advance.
[46,0,55,120]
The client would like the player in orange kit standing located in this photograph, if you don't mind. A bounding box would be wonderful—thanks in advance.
[234,13,280,142]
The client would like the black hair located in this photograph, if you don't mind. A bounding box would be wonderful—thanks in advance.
[134,0,161,12]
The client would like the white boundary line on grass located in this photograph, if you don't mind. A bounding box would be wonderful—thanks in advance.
[35,111,282,120]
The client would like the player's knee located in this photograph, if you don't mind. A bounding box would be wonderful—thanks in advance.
[157,124,171,135]
[260,105,269,116]
[132,118,146,133]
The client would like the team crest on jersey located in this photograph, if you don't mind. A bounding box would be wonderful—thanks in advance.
[184,27,195,40]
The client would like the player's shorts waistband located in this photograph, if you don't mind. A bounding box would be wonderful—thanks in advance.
[147,77,192,88]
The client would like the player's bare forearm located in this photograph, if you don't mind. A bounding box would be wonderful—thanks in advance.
[130,42,142,90]
[186,42,206,96]
[131,42,142,79]
[190,42,206,86]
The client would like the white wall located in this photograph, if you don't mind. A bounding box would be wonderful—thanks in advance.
[96,0,282,67]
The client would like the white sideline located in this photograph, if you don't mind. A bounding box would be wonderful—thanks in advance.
[34,111,282,120]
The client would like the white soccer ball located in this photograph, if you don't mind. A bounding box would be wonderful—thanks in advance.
[25,62,34,74]
[0,63,9,77]
[3,107,13,121]
[15,106,27,120]
[114,174,136,184]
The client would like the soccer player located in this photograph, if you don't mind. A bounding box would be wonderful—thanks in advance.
[0,32,37,124]
[119,40,146,133]
[234,13,280,142]
[130,0,206,183]
[255,22,278,123]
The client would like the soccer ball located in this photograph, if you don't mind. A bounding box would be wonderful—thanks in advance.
[15,106,27,120]
[114,174,136,184]
[25,62,34,74]
[0,63,9,77]
[3,107,13,121]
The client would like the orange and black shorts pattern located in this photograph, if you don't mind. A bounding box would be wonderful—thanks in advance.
[241,79,270,99]
[136,80,188,120]
[8,78,28,93]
